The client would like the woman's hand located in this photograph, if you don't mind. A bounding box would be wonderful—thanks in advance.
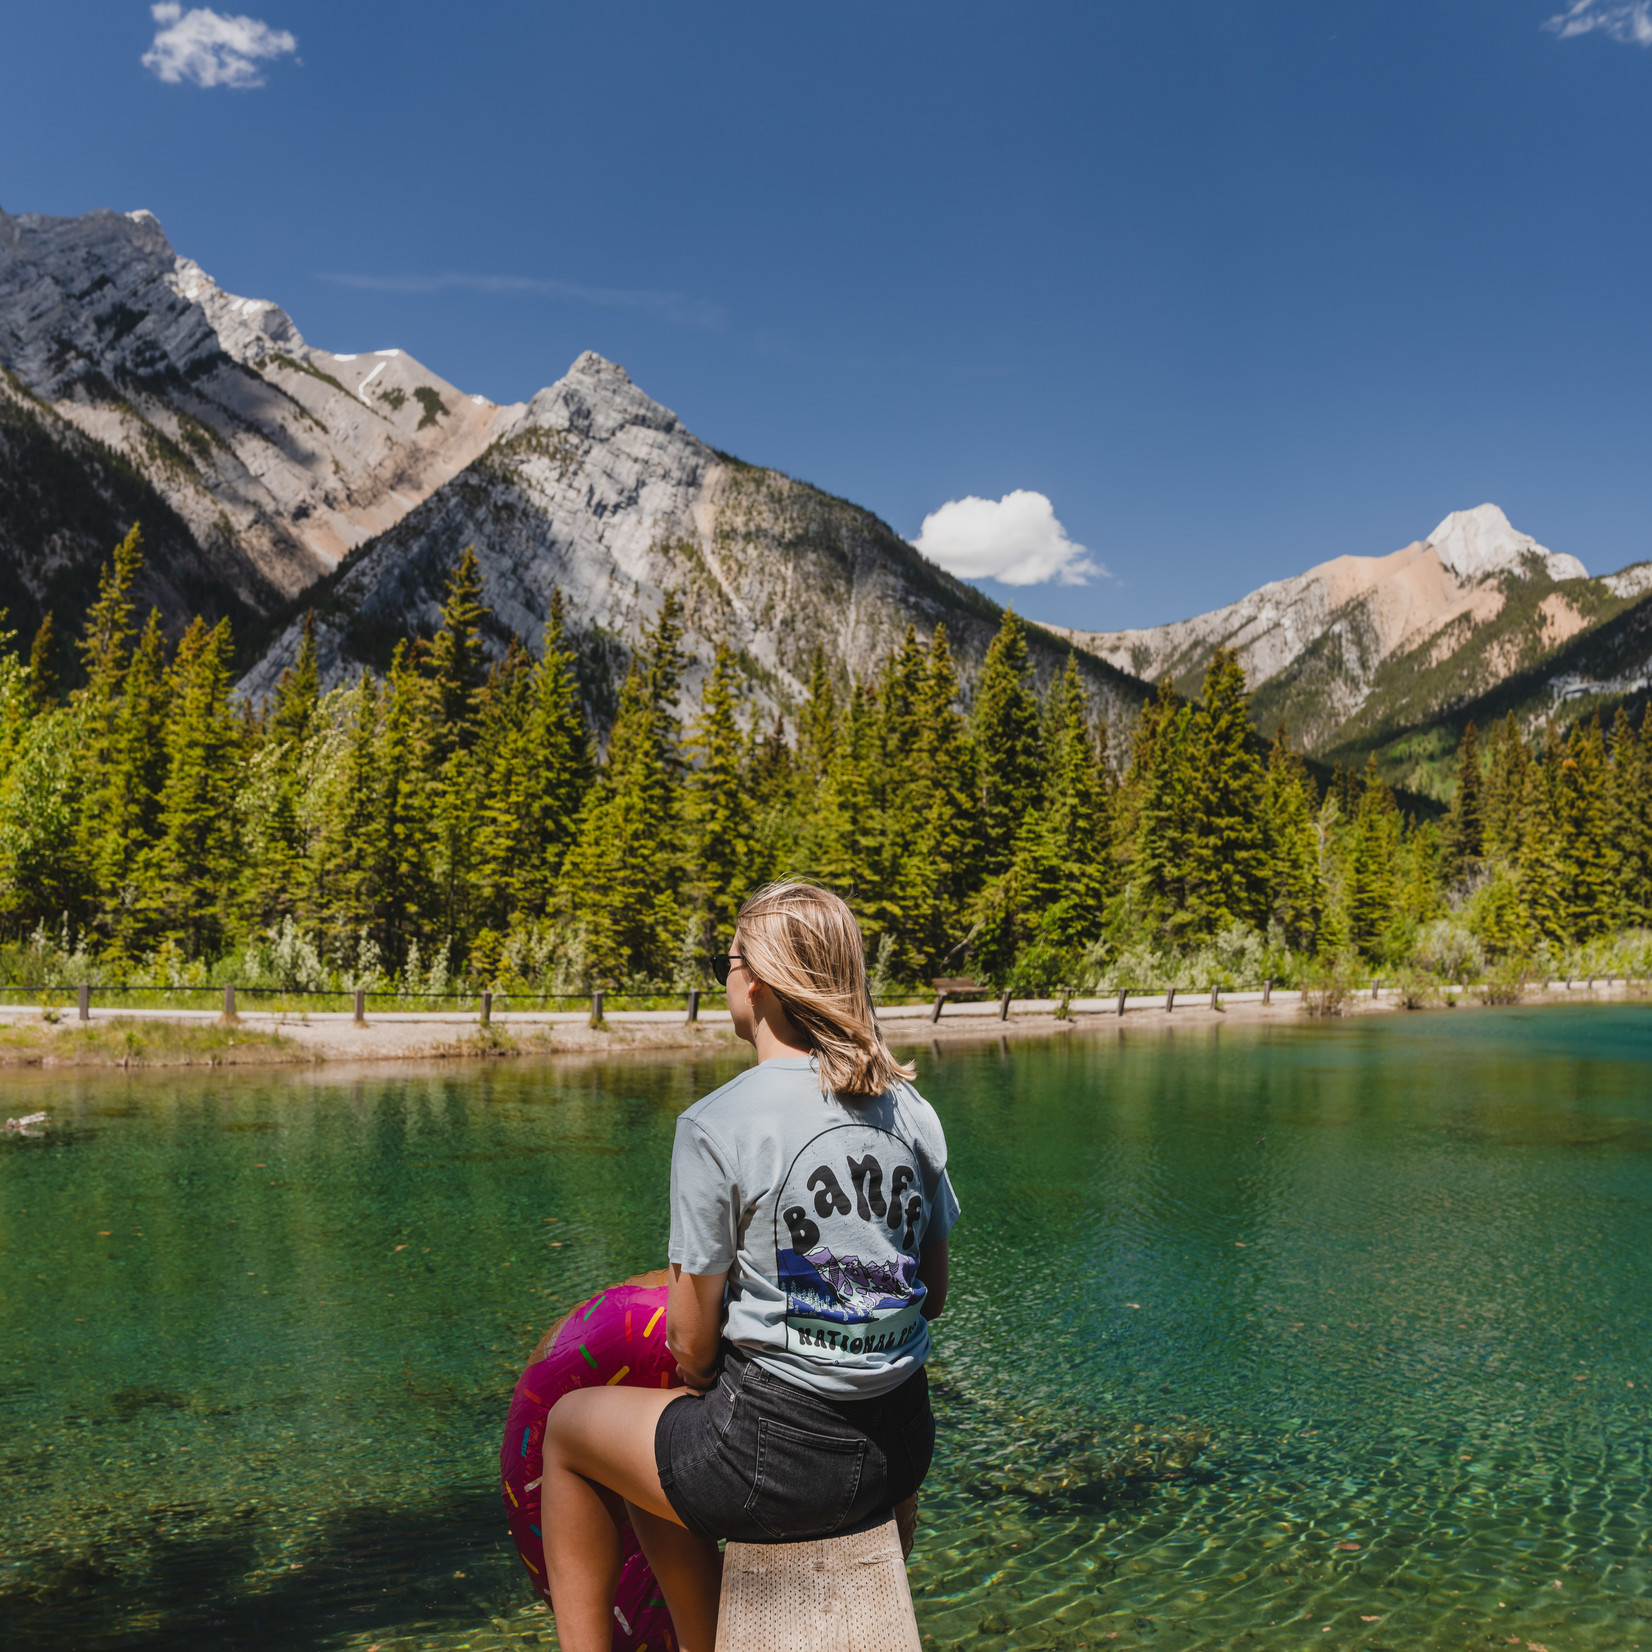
[666,1263,728,1393]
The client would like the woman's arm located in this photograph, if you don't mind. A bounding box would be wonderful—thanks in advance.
[917,1239,948,1320]
[666,1263,728,1392]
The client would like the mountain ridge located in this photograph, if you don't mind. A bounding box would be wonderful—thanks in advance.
[0,203,518,619]
[242,350,1147,733]
[0,205,1150,733]
[1052,502,1651,794]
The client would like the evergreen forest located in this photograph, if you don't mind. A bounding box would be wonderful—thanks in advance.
[3,528,1651,1002]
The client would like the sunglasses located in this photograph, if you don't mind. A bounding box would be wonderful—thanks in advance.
[707,953,745,986]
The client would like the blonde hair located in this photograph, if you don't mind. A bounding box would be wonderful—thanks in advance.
[735,881,915,1098]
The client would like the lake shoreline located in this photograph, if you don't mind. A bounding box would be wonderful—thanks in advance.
[0,978,1642,1071]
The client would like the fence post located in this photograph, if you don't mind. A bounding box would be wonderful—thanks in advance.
[998,988,1011,1021]
[1372,979,1380,1000]
[930,989,947,1025]
[78,983,91,1022]
[1166,986,1176,1013]
[590,990,604,1030]
[353,988,366,1025]
[480,990,492,1027]
[1209,984,1218,1011]
[687,988,700,1024]
[1263,978,1272,1006]
[220,983,238,1024]
[1057,989,1072,1020]
[1117,987,1128,1016]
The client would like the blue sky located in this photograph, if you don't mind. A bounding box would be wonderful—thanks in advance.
[3,1,1651,630]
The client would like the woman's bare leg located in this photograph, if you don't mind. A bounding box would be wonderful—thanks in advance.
[542,1386,722,1652]
[626,1500,723,1636]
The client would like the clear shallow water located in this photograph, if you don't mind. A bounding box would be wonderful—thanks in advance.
[2,1007,1651,1651]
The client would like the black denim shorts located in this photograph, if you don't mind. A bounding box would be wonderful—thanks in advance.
[654,1345,934,1542]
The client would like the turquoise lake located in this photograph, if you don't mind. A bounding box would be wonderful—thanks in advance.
[3,1005,1650,1650]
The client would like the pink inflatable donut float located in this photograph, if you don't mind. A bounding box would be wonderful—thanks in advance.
[501,1271,679,1652]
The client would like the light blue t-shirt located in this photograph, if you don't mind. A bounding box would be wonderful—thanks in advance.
[667,1055,961,1399]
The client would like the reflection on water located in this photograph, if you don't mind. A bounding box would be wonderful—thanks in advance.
[3,1008,1651,1649]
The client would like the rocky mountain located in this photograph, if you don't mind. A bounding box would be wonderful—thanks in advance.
[242,350,1150,731]
[0,365,275,642]
[1053,504,1652,796]
[2,204,1147,728]
[0,204,516,640]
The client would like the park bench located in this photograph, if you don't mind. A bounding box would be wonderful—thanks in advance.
[716,1509,921,1651]
[928,976,992,1023]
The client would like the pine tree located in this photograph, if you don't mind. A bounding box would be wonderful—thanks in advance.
[77,525,144,696]
[250,609,324,931]
[271,610,321,746]
[320,671,385,950]
[72,525,148,926]
[1557,715,1613,939]
[798,647,838,783]
[469,637,537,936]
[1439,720,1484,887]
[25,613,57,715]
[1185,647,1267,935]
[1346,756,1399,956]
[1128,679,1196,939]
[1517,728,1567,947]
[686,644,749,943]
[425,547,489,754]
[1025,655,1112,943]
[149,617,239,954]
[902,626,978,969]
[973,611,1041,878]
[561,594,687,980]
[742,711,801,891]
[809,679,881,918]
[379,643,438,963]
[1480,714,1529,865]
[475,591,592,925]
[1262,728,1324,950]
[90,611,170,948]
[1608,707,1652,926]
[867,627,931,944]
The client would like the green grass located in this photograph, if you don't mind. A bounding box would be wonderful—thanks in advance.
[0,1017,300,1066]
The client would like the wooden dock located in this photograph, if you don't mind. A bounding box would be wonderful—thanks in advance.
[715,1516,921,1652]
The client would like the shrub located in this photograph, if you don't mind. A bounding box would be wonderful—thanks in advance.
[239,917,328,992]
[866,933,897,1006]
[1301,956,1355,1017]
[1390,965,1439,1010]
[1477,957,1529,1005]
[1415,918,1482,986]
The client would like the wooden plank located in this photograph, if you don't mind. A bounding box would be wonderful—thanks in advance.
[715,1517,922,1652]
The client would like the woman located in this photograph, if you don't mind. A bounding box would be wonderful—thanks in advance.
[540,882,960,1652]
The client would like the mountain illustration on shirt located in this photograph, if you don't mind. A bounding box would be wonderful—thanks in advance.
[777,1248,922,1325]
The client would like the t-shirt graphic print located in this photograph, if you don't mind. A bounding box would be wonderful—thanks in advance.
[667,1056,959,1398]
[774,1123,930,1363]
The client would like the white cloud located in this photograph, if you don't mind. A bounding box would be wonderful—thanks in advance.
[316,271,728,333]
[911,490,1106,587]
[142,4,298,88]
[1544,0,1652,44]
